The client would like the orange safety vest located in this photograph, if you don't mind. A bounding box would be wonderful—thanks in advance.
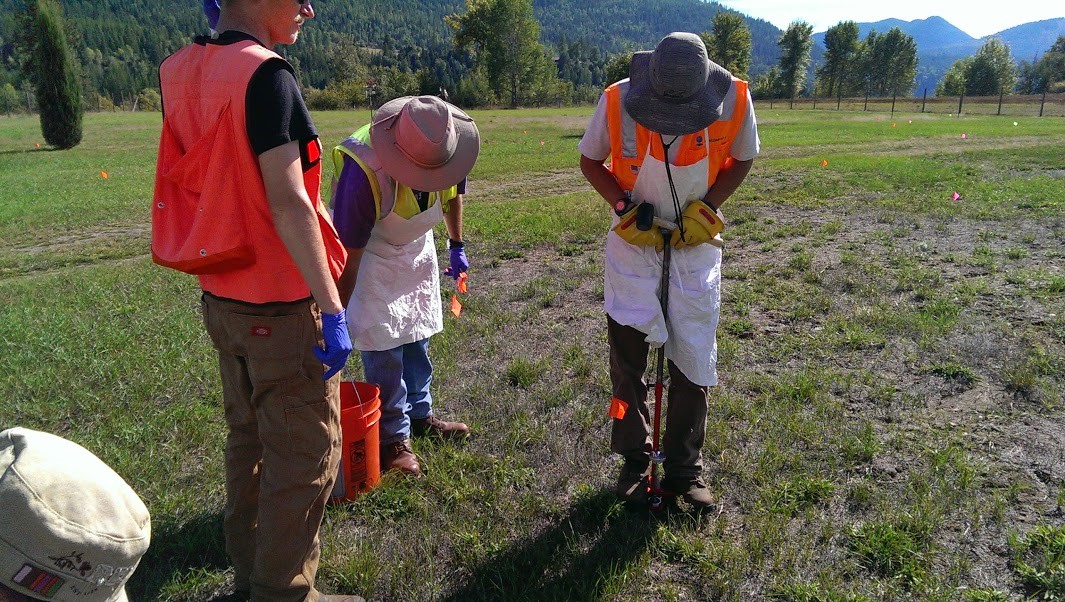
[604,79,749,192]
[152,37,346,303]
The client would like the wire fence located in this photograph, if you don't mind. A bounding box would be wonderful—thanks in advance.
[763,92,1065,117]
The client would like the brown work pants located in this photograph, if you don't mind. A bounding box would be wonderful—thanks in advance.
[608,316,708,479]
[202,293,341,602]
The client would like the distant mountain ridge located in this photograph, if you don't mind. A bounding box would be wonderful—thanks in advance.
[0,0,1061,100]
[811,16,1065,94]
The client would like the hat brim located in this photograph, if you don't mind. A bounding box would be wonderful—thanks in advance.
[369,96,481,192]
[623,52,734,136]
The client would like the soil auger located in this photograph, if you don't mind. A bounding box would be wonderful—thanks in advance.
[645,216,677,513]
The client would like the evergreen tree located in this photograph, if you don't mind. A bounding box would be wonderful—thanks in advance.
[775,21,813,99]
[27,0,82,148]
[702,11,751,80]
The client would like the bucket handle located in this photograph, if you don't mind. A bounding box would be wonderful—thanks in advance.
[345,381,369,406]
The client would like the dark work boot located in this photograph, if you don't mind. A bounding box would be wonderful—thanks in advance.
[381,439,421,477]
[412,415,470,440]
[662,475,715,510]
[615,457,650,504]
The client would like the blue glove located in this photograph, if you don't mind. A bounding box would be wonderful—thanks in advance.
[203,0,220,29]
[443,246,469,280]
[313,311,352,380]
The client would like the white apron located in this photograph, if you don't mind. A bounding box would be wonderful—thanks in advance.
[604,139,722,386]
[347,199,445,352]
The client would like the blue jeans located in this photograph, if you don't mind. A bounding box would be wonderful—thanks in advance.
[362,338,434,445]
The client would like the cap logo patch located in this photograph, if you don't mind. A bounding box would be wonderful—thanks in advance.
[251,326,272,337]
[12,564,65,598]
[49,551,91,576]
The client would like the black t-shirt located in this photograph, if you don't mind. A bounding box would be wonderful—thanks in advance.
[205,32,319,158]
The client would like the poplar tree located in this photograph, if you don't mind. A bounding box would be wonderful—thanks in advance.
[448,0,554,107]
[702,11,752,80]
[776,21,814,99]
[815,21,859,97]
[965,37,1017,96]
[28,0,82,149]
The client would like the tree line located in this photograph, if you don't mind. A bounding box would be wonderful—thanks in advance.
[4,0,1065,140]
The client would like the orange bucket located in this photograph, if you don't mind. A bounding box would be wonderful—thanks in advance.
[330,381,382,502]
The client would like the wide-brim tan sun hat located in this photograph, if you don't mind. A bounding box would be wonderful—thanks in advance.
[0,427,151,602]
[370,95,480,192]
[624,32,734,136]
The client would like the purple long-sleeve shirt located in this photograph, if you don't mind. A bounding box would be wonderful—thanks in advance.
[332,155,467,250]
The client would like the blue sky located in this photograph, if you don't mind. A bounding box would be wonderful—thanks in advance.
[719,0,1063,38]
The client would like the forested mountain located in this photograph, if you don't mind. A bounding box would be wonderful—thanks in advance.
[0,0,782,109]
[812,16,1065,95]
[1,0,1060,111]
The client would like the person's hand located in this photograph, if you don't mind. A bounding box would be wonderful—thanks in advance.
[612,204,664,250]
[671,200,724,249]
[443,246,469,280]
[313,311,352,380]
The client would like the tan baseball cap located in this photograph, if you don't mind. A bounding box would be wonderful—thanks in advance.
[0,428,151,601]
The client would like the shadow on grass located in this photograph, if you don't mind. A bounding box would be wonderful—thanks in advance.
[441,490,658,602]
[0,147,56,155]
[126,510,229,601]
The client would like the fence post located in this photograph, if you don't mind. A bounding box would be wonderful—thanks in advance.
[998,88,1004,115]
[921,88,927,113]
[837,88,842,110]
[957,94,964,116]
[864,91,869,111]
[891,93,896,117]
[1040,90,1046,117]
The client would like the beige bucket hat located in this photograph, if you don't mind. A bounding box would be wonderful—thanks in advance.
[0,428,151,601]
[370,95,481,192]
[624,32,734,136]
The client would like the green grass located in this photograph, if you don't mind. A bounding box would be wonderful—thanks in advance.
[2,108,1064,600]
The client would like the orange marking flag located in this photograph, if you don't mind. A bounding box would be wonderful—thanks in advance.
[457,272,469,294]
[609,397,628,420]
[450,294,462,317]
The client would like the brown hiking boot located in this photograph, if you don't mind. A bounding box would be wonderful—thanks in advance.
[662,475,715,510]
[412,415,470,440]
[381,439,421,476]
[616,458,650,504]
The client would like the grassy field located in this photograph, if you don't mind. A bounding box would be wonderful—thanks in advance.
[1,107,1063,601]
